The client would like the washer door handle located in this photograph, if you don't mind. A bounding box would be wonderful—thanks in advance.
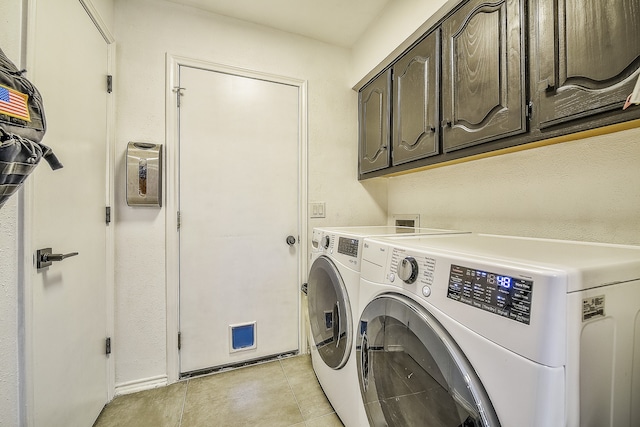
[333,301,341,348]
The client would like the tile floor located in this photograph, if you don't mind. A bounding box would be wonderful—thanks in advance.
[93,354,345,427]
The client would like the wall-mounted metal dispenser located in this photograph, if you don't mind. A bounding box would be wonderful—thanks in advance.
[126,142,162,207]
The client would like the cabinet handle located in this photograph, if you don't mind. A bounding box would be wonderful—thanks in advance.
[446,121,452,127]
[545,84,556,93]
[430,126,436,133]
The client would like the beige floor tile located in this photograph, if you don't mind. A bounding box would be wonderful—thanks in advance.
[186,361,288,404]
[304,412,344,427]
[281,355,336,420]
[181,391,304,427]
[181,360,304,427]
[93,355,342,427]
[93,381,186,427]
[295,388,335,420]
[280,354,313,377]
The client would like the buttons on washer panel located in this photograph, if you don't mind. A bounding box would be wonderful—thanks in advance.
[390,248,437,288]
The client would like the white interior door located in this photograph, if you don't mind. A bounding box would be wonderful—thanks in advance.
[179,65,300,374]
[28,1,109,425]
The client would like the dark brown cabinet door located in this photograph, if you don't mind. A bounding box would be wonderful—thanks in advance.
[442,0,526,152]
[392,30,440,166]
[536,0,640,128]
[359,69,391,174]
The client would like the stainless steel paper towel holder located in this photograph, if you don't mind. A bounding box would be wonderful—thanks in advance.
[126,142,162,207]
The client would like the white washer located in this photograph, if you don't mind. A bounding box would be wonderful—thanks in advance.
[306,226,468,427]
[357,233,640,427]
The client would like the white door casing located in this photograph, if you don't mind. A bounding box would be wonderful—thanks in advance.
[22,0,115,425]
[165,56,308,380]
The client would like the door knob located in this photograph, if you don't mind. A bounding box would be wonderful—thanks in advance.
[36,248,79,269]
[286,235,296,246]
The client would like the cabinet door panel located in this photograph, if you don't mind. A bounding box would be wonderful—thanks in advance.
[393,30,440,165]
[359,70,391,174]
[442,0,526,152]
[537,0,640,128]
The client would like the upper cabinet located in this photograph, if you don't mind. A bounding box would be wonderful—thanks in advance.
[359,69,391,174]
[442,0,526,152]
[535,0,640,128]
[392,29,440,165]
[357,0,640,179]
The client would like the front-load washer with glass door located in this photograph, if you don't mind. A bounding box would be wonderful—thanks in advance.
[306,226,468,427]
[357,233,640,427]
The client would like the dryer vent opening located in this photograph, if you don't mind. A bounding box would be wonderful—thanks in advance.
[395,219,415,228]
[230,322,257,352]
[389,213,420,232]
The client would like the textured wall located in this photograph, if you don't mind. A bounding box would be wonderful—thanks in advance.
[0,2,22,425]
[113,0,387,387]
[349,0,448,87]
[387,128,640,244]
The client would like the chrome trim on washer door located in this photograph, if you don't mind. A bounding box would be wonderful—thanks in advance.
[356,293,501,427]
[307,255,353,369]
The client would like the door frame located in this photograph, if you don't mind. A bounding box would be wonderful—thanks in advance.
[20,0,116,424]
[164,54,309,383]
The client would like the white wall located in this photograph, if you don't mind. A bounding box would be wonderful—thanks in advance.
[0,1,24,425]
[388,130,640,244]
[352,0,640,245]
[349,0,449,87]
[113,0,386,387]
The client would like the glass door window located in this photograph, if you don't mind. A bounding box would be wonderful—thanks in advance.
[307,255,353,369]
[357,294,500,426]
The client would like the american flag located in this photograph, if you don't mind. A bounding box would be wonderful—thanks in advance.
[0,84,30,122]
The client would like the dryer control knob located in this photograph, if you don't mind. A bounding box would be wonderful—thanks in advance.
[322,235,330,249]
[398,257,418,284]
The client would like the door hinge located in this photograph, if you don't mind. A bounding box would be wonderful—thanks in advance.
[526,101,533,121]
[106,206,111,224]
[173,87,186,107]
[177,211,181,230]
[178,332,182,350]
[107,75,113,94]
[106,337,111,355]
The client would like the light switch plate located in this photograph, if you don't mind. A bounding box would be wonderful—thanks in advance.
[310,202,326,218]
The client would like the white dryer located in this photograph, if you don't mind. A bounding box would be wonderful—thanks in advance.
[357,233,640,427]
[305,226,467,427]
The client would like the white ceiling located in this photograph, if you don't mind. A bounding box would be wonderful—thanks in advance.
[161,0,392,48]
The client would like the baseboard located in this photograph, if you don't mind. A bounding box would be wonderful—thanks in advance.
[114,374,168,397]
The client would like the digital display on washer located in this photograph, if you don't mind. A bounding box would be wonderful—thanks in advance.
[447,264,533,325]
[337,237,359,258]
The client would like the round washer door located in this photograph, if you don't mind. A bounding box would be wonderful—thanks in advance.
[307,255,353,369]
[357,293,500,427]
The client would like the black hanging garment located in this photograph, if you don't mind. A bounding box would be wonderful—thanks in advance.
[0,47,62,207]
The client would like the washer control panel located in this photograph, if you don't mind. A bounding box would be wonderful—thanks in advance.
[337,237,359,258]
[390,249,437,288]
[447,264,533,325]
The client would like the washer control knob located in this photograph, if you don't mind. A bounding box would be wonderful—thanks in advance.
[398,256,418,284]
[322,235,330,249]
[422,286,431,297]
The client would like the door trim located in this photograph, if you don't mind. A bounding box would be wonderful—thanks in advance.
[21,0,115,424]
[164,54,309,384]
